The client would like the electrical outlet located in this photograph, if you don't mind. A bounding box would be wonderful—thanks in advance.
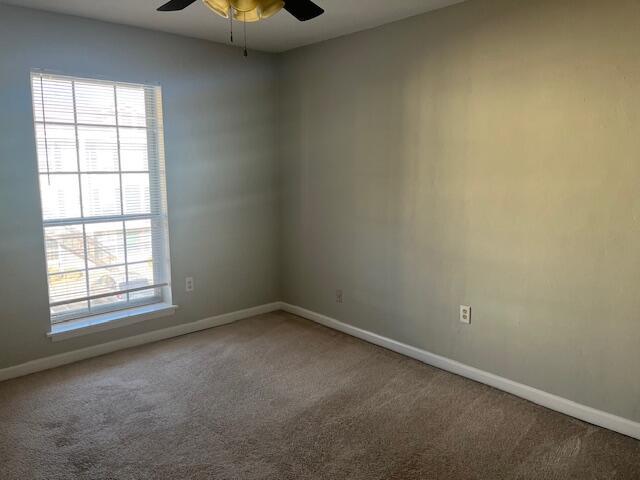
[460,305,471,324]
[336,289,343,303]
[185,277,194,292]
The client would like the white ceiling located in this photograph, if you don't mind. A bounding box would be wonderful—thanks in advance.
[1,0,466,52]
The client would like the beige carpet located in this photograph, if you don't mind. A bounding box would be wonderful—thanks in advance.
[0,311,639,479]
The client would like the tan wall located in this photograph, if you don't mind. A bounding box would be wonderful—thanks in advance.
[279,0,640,422]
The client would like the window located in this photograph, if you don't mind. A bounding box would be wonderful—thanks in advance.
[31,72,172,327]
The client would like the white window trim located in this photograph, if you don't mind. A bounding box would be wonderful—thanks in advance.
[47,303,178,342]
[31,71,173,331]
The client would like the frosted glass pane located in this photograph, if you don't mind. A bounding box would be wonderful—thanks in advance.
[126,219,152,262]
[32,77,74,124]
[128,261,154,289]
[119,128,148,171]
[89,265,126,296]
[90,295,126,309]
[78,126,119,171]
[122,173,150,215]
[75,81,116,125]
[49,271,87,303]
[45,225,85,274]
[81,174,121,217]
[85,222,125,269]
[116,85,147,127]
[35,124,78,173]
[40,174,81,220]
[129,288,157,301]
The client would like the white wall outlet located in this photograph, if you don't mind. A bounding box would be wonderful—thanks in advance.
[185,277,194,292]
[336,289,343,304]
[460,305,471,324]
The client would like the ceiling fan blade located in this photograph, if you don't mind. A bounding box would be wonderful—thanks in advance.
[284,0,324,21]
[157,0,198,12]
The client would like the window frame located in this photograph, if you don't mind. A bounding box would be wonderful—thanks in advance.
[30,70,173,327]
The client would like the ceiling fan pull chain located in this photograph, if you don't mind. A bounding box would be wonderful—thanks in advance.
[243,11,248,57]
[229,6,233,43]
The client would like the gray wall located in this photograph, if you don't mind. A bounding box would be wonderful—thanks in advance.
[0,4,280,369]
[2,0,639,425]
[279,0,640,422]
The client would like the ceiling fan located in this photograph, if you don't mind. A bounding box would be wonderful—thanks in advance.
[157,0,324,55]
[157,0,324,22]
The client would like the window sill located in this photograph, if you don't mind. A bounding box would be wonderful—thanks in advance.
[47,303,178,342]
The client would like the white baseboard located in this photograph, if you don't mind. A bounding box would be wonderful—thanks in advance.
[0,302,282,383]
[3,301,638,441]
[281,303,640,441]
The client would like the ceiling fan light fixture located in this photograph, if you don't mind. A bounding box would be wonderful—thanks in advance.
[202,0,284,22]
[157,0,324,57]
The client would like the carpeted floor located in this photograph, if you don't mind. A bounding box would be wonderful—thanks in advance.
[0,311,639,479]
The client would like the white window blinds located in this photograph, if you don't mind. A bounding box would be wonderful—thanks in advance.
[31,72,172,324]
